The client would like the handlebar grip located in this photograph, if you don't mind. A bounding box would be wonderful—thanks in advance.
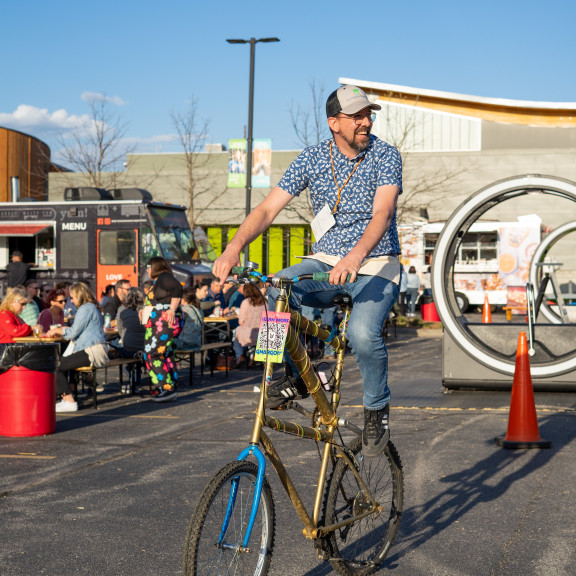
[312,272,330,281]
[312,272,355,282]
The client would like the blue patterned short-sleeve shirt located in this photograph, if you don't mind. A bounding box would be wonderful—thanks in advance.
[277,135,402,258]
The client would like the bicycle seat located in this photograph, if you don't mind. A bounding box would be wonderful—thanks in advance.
[332,294,353,309]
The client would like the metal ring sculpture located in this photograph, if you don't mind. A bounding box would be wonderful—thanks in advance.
[431,174,576,377]
[529,220,576,324]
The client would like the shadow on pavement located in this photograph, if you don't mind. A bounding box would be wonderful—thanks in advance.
[389,412,573,563]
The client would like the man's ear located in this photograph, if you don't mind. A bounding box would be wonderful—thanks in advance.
[327,116,340,134]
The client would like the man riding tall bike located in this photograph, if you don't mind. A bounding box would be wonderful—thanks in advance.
[213,84,402,457]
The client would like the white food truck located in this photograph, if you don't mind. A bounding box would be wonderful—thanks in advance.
[399,216,542,312]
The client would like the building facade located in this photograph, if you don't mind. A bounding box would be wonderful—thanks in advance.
[48,79,576,276]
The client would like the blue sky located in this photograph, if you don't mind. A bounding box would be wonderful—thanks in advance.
[1,0,575,161]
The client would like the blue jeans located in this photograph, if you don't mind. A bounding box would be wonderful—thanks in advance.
[268,259,399,410]
[406,288,419,315]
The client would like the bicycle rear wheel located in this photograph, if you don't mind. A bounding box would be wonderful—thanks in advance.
[323,436,403,576]
[182,460,275,576]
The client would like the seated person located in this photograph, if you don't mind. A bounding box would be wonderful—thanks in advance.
[0,287,40,342]
[99,284,115,307]
[46,283,109,413]
[37,289,67,332]
[102,279,130,319]
[175,286,205,351]
[232,282,265,367]
[201,278,229,316]
[228,284,245,311]
[116,287,146,356]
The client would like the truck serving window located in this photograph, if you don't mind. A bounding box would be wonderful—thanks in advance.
[459,232,497,263]
[99,230,137,265]
[148,207,200,261]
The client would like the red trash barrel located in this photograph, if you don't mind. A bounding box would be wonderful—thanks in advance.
[0,343,58,437]
[420,295,441,322]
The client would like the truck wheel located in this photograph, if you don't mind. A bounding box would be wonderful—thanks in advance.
[455,292,469,313]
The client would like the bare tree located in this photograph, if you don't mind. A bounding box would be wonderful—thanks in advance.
[286,79,332,226]
[375,96,466,224]
[289,79,330,148]
[170,97,227,224]
[56,94,136,189]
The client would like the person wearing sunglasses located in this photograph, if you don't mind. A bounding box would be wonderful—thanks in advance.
[37,289,67,332]
[0,287,41,342]
[213,84,402,458]
[40,283,55,310]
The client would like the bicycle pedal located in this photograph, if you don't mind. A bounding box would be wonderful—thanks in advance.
[270,400,294,411]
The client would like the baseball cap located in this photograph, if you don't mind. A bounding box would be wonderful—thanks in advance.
[12,250,23,258]
[326,85,382,118]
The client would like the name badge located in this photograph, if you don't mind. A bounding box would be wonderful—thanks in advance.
[311,204,335,241]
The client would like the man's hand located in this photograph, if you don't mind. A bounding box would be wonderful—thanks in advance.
[329,254,363,285]
[212,249,241,284]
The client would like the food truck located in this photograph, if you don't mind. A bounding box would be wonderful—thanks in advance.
[0,188,214,297]
[399,216,542,312]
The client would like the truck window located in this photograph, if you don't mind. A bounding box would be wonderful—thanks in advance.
[458,232,497,263]
[99,230,136,265]
[61,231,89,269]
[424,233,439,266]
[147,206,201,262]
[142,228,161,261]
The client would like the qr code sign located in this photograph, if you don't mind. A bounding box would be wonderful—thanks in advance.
[254,312,291,363]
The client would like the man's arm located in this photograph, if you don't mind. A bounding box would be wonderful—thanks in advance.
[330,184,400,285]
[212,186,294,282]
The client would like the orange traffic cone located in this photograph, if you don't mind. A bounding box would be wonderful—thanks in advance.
[495,332,551,449]
[482,294,492,323]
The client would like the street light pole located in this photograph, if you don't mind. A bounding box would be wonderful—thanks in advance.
[227,36,279,263]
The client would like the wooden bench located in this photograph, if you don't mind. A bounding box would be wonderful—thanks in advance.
[175,342,233,387]
[73,356,143,409]
[503,306,528,321]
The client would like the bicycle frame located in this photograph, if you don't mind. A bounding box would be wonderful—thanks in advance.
[222,281,383,550]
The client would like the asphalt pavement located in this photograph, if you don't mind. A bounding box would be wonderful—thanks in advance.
[1,326,575,576]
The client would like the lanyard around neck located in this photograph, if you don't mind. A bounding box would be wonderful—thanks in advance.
[329,141,364,214]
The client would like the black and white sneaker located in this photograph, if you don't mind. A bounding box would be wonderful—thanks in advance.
[266,374,309,409]
[151,386,178,402]
[362,404,390,457]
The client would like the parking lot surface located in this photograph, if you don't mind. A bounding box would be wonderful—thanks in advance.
[1,327,575,575]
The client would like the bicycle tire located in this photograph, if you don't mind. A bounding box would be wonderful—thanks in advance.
[182,460,275,576]
[322,436,403,576]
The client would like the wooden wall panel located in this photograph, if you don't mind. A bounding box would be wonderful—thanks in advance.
[0,127,50,202]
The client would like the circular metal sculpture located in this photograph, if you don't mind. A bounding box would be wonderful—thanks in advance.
[431,174,576,378]
[529,220,576,324]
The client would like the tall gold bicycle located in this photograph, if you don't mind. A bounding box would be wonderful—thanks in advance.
[182,263,403,576]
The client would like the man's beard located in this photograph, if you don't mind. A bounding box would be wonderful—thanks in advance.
[341,127,371,153]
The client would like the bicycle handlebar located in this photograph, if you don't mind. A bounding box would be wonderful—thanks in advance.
[229,266,355,285]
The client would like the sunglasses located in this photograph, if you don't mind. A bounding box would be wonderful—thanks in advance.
[55,299,67,303]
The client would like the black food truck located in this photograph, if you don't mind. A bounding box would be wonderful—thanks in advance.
[0,188,215,297]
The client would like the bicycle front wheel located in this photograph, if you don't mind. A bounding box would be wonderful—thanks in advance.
[323,436,403,576]
[182,460,275,576]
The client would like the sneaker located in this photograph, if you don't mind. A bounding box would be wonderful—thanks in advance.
[266,374,309,409]
[56,400,78,413]
[362,405,390,457]
[151,386,178,402]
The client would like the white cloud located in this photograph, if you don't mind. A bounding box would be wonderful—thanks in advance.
[0,104,90,137]
[81,92,127,106]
